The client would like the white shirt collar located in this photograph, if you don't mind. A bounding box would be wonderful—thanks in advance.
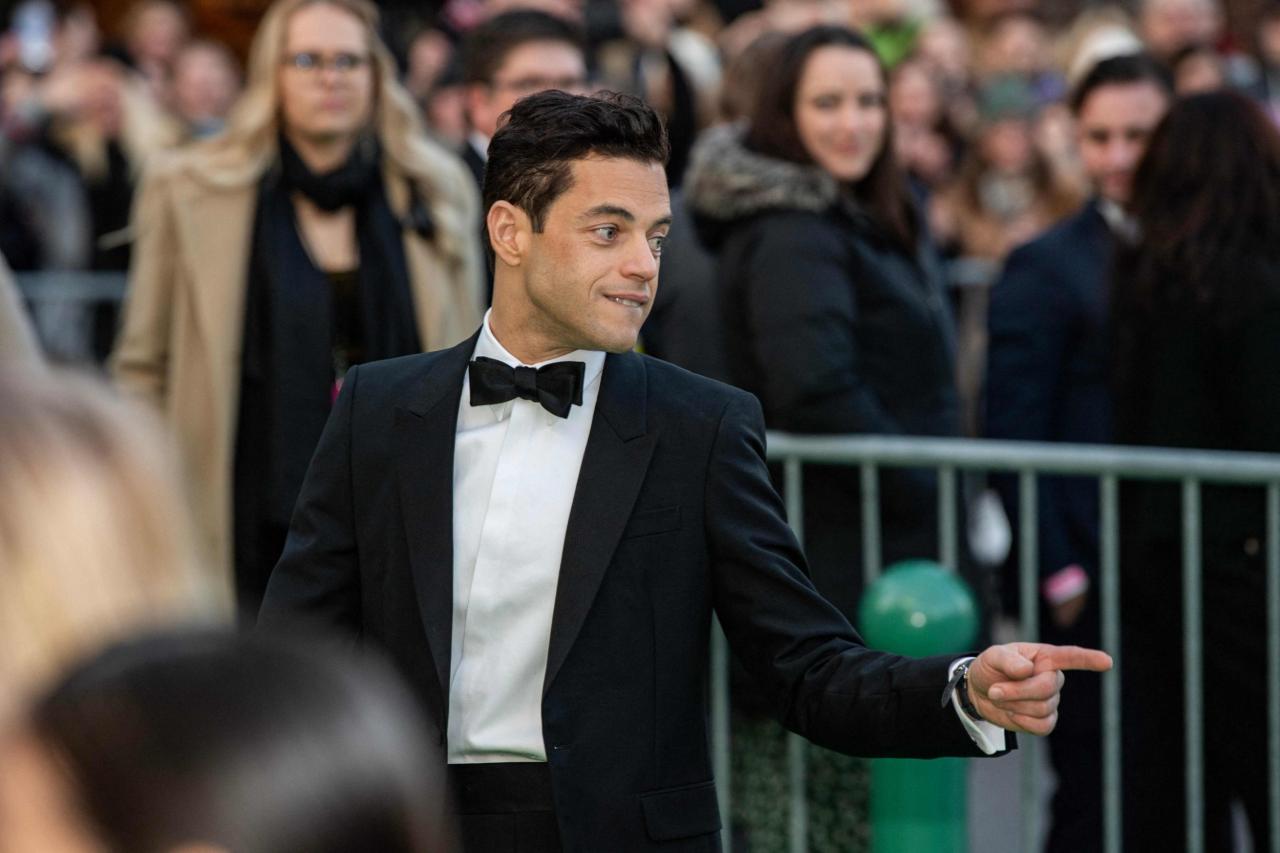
[468,132,491,163]
[460,310,607,428]
[1097,198,1139,244]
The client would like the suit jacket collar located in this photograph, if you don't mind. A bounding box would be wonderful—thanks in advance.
[544,351,653,695]
[391,338,655,717]
[394,339,656,716]
[394,331,479,715]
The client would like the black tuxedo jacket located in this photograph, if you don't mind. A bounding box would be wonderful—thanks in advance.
[987,201,1113,587]
[259,333,1004,851]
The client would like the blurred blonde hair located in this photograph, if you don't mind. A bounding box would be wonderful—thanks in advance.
[0,369,221,713]
[50,61,183,181]
[171,0,475,264]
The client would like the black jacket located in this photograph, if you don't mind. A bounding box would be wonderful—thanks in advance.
[1115,255,1280,628]
[686,126,960,615]
[259,333,1003,852]
[986,200,1114,586]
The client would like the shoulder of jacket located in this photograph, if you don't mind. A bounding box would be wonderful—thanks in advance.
[639,354,756,418]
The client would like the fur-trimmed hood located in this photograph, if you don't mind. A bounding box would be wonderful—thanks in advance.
[684,122,839,249]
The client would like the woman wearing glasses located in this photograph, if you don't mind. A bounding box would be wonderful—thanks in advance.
[111,0,484,619]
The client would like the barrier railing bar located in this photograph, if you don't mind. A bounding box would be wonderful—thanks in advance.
[1183,478,1204,853]
[1019,468,1040,853]
[784,458,809,853]
[1268,483,1279,853]
[788,735,807,853]
[14,271,129,303]
[938,465,958,570]
[1099,474,1122,853]
[861,463,881,585]
[765,434,1280,484]
[711,618,731,853]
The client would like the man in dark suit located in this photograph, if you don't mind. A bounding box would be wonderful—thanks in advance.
[985,53,1171,853]
[262,90,1112,852]
[458,10,590,193]
[457,9,589,303]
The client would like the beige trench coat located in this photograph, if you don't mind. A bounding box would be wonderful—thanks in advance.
[111,158,484,598]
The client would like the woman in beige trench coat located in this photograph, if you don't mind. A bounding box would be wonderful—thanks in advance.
[112,0,484,610]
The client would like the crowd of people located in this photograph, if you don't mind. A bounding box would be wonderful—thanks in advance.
[1,0,1278,849]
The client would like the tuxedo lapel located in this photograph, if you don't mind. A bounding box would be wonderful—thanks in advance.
[394,332,479,708]
[544,352,655,696]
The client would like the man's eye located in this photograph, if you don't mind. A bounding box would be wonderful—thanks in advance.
[593,226,618,241]
[648,235,666,255]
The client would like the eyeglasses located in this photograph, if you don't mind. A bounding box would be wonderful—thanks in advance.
[282,52,371,74]
[490,76,589,96]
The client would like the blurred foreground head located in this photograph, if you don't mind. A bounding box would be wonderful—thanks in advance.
[0,370,218,718]
[2,630,453,853]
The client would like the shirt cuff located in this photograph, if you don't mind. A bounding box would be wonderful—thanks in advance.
[948,657,1007,756]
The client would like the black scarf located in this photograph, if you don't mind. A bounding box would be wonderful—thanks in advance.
[235,136,421,540]
[278,132,381,211]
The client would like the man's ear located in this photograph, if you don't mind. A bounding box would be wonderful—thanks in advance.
[487,201,529,268]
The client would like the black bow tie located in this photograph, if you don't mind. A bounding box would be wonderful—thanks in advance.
[468,356,586,419]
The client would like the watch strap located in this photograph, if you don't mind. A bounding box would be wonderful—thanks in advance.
[942,659,986,723]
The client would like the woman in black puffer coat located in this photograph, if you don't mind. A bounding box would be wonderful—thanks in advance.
[687,25,961,619]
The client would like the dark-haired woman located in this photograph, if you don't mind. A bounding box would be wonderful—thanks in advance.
[0,630,454,853]
[686,30,961,844]
[688,25,961,619]
[1114,90,1280,851]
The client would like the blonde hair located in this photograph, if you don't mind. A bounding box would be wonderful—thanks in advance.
[0,370,221,712]
[171,0,476,263]
[50,61,183,181]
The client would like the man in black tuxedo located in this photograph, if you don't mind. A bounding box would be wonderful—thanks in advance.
[261,90,1112,852]
[986,53,1171,853]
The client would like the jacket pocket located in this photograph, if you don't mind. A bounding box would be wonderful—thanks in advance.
[621,504,682,539]
[640,779,721,841]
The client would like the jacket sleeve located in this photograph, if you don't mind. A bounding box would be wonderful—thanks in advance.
[706,389,1009,758]
[258,364,363,636]
[110,168,177,405]
[738,213,905,436]
[986,243,1080,582]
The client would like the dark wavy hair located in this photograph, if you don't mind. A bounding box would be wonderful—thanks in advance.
[484,89,670,233]
[745,25,917,250]
[1123,91,1280,311]
[29,630,453,853]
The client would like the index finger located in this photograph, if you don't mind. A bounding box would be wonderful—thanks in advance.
[1033,645,1114,674]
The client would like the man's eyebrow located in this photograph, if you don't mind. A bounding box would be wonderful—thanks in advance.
[578,207,673,230]
[579,204,636,222]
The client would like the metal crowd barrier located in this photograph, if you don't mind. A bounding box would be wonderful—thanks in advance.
[710,433,1280,853]
[14,271,128,363]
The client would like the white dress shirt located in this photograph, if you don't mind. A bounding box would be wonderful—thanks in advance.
[447,311,605,763]
[445,315,1005,761]
[468,131,490,164]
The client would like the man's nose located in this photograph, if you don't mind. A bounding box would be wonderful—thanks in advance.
[1106,140,1138,169]
[621,235,659,282]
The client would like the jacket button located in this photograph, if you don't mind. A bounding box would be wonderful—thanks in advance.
[1244,537,1261,557]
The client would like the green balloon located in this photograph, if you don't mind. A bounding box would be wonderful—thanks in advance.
[858,560,979,657]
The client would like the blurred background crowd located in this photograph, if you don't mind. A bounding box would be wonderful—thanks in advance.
[2,0,1279,848]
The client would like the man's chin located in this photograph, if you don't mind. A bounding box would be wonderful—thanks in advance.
[593,331,641,355]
